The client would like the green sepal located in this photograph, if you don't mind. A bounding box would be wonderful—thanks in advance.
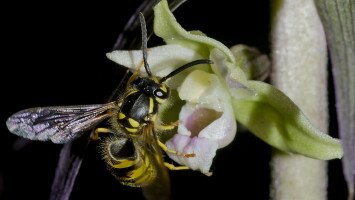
[230,80,343,160]
[153,0,235,63]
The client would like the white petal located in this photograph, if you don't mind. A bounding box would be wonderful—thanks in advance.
[165,70,237,173]
[106,44,202,77]
[166,134,218,174]
[178,70,227,111]
[178,70,237,147]
[198,104,236,148]
[178,103,236,148]
[210,48,248,85]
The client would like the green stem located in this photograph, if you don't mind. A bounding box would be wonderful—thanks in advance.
[270,0,328,199]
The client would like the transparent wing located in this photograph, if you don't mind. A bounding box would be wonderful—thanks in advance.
[142,124,171,200]
[6,102,115,143]
[142,164,170,200]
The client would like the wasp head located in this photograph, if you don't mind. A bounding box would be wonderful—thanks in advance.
[132,77,170,104]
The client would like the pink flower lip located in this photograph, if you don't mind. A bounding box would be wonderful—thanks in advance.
[185,107,222,137]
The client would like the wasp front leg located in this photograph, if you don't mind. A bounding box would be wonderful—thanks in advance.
[156,121,195,158]
[91,127,114,141]
[164,162,189,170]
[155,120,180,131]
[165,161,213,176]
[157,140,195,158]
[127,49,151,84]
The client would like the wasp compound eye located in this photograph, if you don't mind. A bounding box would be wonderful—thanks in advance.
[153,89,168,99]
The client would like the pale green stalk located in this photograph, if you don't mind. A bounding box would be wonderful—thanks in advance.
[270,0,328,199]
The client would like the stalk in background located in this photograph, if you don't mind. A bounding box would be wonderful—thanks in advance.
[270,0,328,199]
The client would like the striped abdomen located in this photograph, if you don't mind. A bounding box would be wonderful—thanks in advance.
[113,149,157,187]
[100,136,160,187]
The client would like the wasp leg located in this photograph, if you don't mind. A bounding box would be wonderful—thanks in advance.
[91,127,114,141]
[157,140,195,158]
[164,162,189,170]
[127,49,151,84]
[156,120,180,131]
[128,59,144,83]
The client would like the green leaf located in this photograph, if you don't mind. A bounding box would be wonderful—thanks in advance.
[315,1,355,198]
[230,80,343,160]
[153,0,235,63]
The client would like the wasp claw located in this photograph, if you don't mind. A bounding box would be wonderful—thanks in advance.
[176,152,195,158]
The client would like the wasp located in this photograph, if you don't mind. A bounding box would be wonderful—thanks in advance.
[6,13,212,187]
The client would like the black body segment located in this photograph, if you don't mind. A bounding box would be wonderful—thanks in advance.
[116,77,166,134]
[120,91,158,122]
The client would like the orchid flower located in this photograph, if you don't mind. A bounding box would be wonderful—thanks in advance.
[106,0,343,174]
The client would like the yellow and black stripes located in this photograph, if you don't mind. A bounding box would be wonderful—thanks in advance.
[100,135,158,187]
[115,149,157,187]
[117,111,140,133]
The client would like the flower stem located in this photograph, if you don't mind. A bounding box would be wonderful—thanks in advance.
[270,0,328,199]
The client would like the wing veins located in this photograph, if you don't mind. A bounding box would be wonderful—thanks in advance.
[7,102,116,143]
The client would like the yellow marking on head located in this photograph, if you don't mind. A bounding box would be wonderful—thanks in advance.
[118,112,126,119]
[128,118,140,128]
[150,114,157,122]
[160,84,167,93]
[112,160,137,169]
[125,127,138,133]
[155,97,164,104]
[149,97,154,113]
[152,77,159,84]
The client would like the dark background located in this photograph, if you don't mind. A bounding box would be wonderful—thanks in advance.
[1,0,346,199]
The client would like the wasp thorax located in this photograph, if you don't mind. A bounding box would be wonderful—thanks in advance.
[132,77,170,103]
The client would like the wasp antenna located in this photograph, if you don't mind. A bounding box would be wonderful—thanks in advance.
[138,13,152,76]
[160,59,213,83]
